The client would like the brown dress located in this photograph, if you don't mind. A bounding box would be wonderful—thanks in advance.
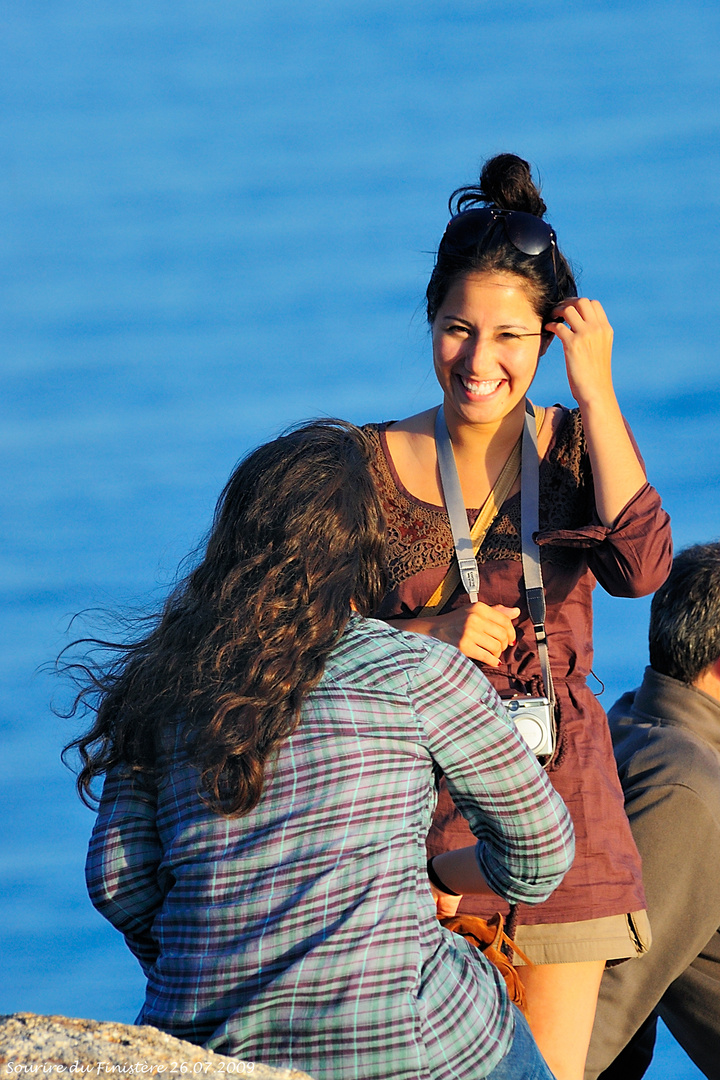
[364,407,673,927]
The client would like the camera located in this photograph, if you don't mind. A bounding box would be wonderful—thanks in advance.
[504,696,555,759]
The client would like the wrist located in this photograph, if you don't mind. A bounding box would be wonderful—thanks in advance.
[575,389,622,420]
[427,856,460,896]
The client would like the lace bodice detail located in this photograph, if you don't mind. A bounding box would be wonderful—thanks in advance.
[364,409,595,591]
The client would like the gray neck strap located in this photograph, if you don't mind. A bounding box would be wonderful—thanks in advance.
[434,402,555,708]
[434,407,480,603]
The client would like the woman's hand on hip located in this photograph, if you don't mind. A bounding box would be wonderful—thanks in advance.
[546,297,616,410]
[428,602,519,665]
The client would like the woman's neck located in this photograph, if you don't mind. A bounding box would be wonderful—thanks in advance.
[442,397,528,467]
[383,397,533,510]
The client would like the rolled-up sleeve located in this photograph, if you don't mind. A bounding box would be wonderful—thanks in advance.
[410,641,575,904]
[86,767,164,974]
[537,481,672,598]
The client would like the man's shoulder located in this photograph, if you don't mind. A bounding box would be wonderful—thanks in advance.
[609,683,720,808]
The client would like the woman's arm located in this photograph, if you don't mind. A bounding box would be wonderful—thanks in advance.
[387,602,519,666]
[427,845,505,917]
[411,642,575,905]
[547,298,647,527]
[86,766,165,974]
[427,846,506,917]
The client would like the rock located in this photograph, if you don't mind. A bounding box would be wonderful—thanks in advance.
[0,1015,315,1080]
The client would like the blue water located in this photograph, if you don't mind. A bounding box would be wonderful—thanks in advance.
[2,2,719,1075]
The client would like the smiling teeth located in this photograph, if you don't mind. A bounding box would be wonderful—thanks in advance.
[460,377,503,395]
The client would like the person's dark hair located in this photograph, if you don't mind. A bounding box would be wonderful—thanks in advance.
[61,420,387,816]
[426,153,577,324]
[649,542,720,683]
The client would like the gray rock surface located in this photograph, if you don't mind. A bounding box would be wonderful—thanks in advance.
[0,1014,315,1080]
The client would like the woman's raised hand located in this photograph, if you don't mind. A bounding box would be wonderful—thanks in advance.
[546,297,615,410]
[546,296,647,527]
[427,602,519,666]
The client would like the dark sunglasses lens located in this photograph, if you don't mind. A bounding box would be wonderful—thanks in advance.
[442,207,554,257]
[441,208,495,253]
[504,212,554,256]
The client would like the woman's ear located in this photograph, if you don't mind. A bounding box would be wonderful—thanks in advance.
[538,330,555,358]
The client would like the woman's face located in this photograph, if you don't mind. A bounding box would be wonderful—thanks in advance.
[432,271,550,429]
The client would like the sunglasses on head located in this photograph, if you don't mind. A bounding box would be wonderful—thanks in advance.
[439,207,557,258]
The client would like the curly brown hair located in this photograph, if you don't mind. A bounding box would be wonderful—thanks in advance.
[62,420,388,816]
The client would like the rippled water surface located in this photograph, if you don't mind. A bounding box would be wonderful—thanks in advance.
[2,3,718,1076]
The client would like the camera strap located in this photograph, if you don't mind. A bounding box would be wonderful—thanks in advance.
[434,406,481,603]
[519,401,556,714]
[419,432,523,617]
[434,401,556,715]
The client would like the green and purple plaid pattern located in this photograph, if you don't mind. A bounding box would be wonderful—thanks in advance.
[87,617,573,1079]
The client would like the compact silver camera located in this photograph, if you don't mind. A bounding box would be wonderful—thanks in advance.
[504,696,555,758]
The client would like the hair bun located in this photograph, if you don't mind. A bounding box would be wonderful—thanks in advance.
[451,153,547,218]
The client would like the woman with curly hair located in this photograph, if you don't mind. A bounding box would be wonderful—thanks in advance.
[65,420,573,1080]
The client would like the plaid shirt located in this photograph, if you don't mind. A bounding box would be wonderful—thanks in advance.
[87,617,573,1079]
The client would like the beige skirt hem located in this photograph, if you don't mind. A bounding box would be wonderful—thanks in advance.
[511,910,652,966]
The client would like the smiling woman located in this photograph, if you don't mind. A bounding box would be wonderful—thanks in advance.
[363,153,673,1080]
[432,272,550,451]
